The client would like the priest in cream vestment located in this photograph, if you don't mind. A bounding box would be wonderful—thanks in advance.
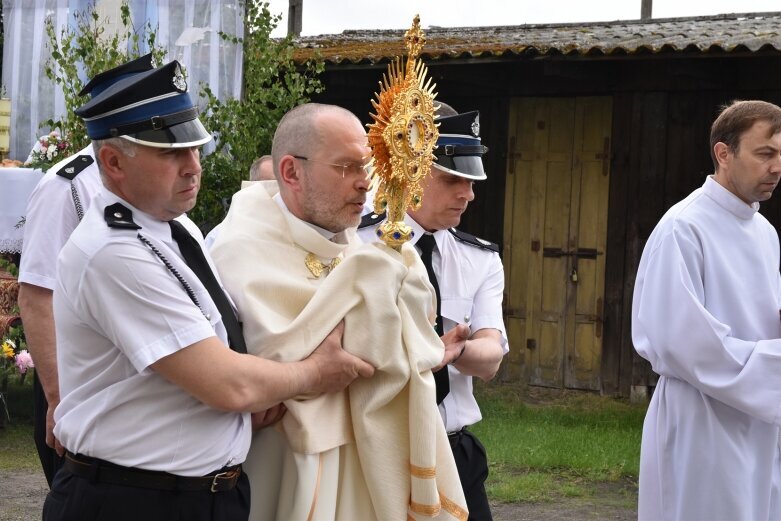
[632,101,781,521]
[211,104,468,521]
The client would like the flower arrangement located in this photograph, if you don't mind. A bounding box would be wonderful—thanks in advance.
[24,130,72,172]
[3,339,33,377]
[0,326,32,422]
[2,326,32,379]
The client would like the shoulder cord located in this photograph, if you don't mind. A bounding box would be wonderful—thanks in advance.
[136,232,208,319]
[70,183,84,221]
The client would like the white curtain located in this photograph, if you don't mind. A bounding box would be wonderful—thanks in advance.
[1,0,244,160]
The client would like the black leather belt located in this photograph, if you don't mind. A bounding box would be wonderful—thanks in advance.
[64,452,241,493]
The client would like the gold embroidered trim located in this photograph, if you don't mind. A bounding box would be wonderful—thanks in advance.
[409,500,441,517]
[410,493,468,520]
[409,462,436,479]
[439,492,469,521]
[305,252,341,278]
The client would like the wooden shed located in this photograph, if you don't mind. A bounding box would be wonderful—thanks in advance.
[293,12,781,397]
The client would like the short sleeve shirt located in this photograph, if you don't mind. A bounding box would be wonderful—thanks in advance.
[53,191,250,475]
[358,214,509,431]
[18,144,103,289]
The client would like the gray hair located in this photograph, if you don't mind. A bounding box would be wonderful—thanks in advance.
[249,154,273,181]
[91,138,138,183]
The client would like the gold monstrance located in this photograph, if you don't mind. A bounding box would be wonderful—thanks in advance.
[367,15,439,251]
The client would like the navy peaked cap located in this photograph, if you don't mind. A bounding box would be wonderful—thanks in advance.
[434,110,488,180]
[75,60,211,148]
[78,53,155,98]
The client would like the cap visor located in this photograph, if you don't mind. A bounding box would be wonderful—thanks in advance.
[120,118,212,148]
[434,155,487,180]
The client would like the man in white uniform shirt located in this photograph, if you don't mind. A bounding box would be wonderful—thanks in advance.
[632,100,781,520]
[358,106,508,521]
[44,61,372,521]
[18,54,154,486]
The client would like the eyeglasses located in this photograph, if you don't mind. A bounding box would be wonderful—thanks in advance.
[293,155,372,179]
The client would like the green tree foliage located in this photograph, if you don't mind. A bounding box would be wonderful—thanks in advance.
[43,1,166,152]
[193,1,324,228]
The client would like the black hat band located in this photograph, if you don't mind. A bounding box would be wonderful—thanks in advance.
[108,107,200,138]
[434,144,489,157]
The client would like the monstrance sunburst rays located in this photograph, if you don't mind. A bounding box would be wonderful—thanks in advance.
[366,15,439,251]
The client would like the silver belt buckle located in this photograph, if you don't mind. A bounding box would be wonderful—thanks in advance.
[210,470,230,493]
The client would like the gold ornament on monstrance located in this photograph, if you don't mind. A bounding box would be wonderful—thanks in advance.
[366,15,439,251]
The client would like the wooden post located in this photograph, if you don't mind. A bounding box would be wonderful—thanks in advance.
[288,0,303,37]
[641,0,652,20]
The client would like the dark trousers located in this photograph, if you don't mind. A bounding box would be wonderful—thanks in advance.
[449,428,493,521]
[33,373,63,487]
[42,465,250,521]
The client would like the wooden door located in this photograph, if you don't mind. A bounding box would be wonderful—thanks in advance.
[503,97,612,390]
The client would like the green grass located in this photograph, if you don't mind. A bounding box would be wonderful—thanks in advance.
[0,376,38,471]
[471,383,646,503]
[0,422,38,471]
[0,376,646,507]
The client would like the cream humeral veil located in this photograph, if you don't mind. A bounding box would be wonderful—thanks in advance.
[211,181,467,521]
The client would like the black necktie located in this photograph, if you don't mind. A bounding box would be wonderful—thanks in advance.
[417,233,450,404]
[168,220,247,354]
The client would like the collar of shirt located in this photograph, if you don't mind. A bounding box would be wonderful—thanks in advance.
[100,191,180,246]
[96,191,225,302]
[406,214,431,248]
[360,203,442,249]
[403,214,447,284]
[703,175,759,220]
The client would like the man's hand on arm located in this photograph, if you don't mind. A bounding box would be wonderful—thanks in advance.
[433,323,471,371]
[301,321,375,393]
[251,403,287,430]
[450,328,505,381]
[151,320,375,413]
[17,283,64,456]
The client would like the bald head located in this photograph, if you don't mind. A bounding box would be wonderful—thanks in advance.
[271,103,361,180]
[272,103,370,232]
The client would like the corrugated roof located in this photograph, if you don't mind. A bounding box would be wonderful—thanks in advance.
[293,12,781,65]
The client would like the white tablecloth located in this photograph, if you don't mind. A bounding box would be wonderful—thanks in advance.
[0,167,44,253]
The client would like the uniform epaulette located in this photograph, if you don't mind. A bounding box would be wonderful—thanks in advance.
[104,203,141,230]
[358,211,386,229]
[448,228,499,253]
[55,155,94,180]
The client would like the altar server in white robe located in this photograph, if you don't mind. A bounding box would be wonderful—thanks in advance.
[632,99,781,521]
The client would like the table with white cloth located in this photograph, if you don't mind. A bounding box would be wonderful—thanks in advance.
[0,167,44,253]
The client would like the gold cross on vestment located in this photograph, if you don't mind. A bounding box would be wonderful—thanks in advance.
[305,253,341,278]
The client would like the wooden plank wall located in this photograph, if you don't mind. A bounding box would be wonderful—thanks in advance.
[312,53,781,396]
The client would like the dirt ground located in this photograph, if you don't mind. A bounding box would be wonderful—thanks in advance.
[492,479,637,521]
[1,469,49,521]
[1,467,637,521]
